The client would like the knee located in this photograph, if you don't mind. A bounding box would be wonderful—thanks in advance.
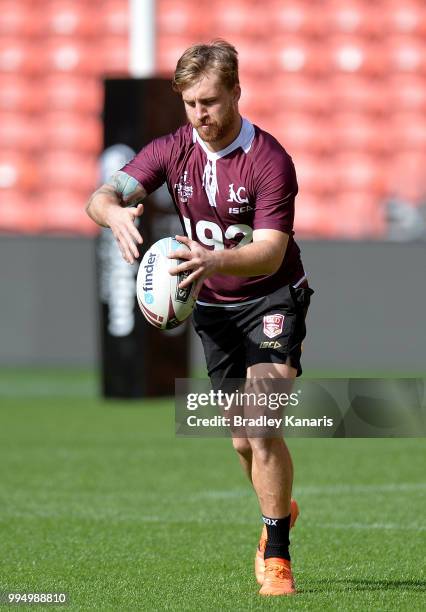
[232,437,252,458]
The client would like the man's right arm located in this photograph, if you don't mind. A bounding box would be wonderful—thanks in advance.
[85,171,148,264]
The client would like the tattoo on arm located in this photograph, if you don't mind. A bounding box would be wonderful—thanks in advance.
[108,171,147,205]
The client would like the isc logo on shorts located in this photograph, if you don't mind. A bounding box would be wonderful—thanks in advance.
[260,340,282,349]
[263,314,285,338]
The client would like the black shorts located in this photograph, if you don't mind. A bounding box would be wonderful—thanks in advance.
[192,283,314,390]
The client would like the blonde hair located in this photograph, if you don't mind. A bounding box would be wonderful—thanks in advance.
[172,39,239,92]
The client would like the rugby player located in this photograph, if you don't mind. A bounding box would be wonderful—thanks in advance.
[86,40,313,596]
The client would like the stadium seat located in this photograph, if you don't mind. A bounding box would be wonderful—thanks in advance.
[385,151,426,205]
[0,75,43,112]
[386,75,426,114]
[333,191,386,239]
[156,34,202,74]
[273,113,331,154]
[328,36,385,75]
[268,0,324,37]
[212,0,271,37]
[326,0,382,36]
[39,190,98,235]
[333,152,385,193]
[0,112,39,151]
[44,38,100,74]
[0,151,38,190]
[385,36,426,74]
[157,0,213,37]
[0,190,41,233]
[385,1,426,36]
[44,1,99,37]
[272,74,330,114]
[390,113,426,151]
[328,74,392,114]
[291,154,335,195]
[43,75,103,113]
[0,38,41,74]
[102,0,130,36]
[273,36,326,75]
[332,113,390,153]
[228,38,273,76]
[0,0,41,36]
[39,151,98,192]
[43,112,102,153]
[100,36,130,76]
[294,193,341,239]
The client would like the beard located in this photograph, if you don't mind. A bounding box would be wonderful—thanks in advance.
[192,103,237,144]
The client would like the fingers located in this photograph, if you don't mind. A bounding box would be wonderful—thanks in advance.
[114,227,140,264]
[129,203,144,217]
[167,248,191,260]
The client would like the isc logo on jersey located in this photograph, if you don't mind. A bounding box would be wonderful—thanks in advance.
[228,184,253,214]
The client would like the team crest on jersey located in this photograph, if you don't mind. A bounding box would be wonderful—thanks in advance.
[227,183,249,204]
[175,171,193,204]
[263,314,285,338]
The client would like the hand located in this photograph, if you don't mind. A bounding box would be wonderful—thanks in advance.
[107,203,144,264]
[168,235,217,297]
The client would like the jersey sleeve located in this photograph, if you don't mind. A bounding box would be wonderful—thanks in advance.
[120,133,173,195]
[252,147,298,234]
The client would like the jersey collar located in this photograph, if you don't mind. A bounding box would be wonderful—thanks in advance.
[192,117,255,160]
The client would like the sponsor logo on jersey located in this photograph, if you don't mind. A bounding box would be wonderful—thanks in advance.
[259,340,282,349]
[263,314,285,338]
[142,252,156,291]
[228,205,254,214]
[175,170,193,204]
[227,183,249,204]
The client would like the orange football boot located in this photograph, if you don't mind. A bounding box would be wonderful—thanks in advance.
[259,557,296,596]
[254,498,299,586]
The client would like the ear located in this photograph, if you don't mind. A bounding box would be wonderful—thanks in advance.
[233,84,241,102]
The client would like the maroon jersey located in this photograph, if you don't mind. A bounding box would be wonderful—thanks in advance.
[122,118,305,304]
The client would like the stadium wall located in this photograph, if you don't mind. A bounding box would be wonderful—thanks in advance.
[0,236,424,373]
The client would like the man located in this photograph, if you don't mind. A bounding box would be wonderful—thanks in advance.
[86,40,313,596]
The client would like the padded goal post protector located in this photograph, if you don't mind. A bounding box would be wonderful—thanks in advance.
[98,78,188,397]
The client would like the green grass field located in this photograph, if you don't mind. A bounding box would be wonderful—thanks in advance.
[0,370,425,611]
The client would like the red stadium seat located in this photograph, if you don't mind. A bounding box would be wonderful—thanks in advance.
[39,190,98,235]
[294,193,341,239]
[42,75,103,113]
[326,0,382,36]
[102,0,130,36]
[332,113,390,153]
[43,112,102,154]
[0,112,40,151]
[385,151,426,204]
[328,36,385,76]
[385,36,426,74]
[268,0,324,37]
[212,0,270,37]
[333,191,386,239]
[39,151,98,192]
[100,36,130,76]
[0,75,43,112]
[272,74,330,114]
[45,1,99,37]
[156,34,202,75]
[386,75,426,114]
[44,38,100,74]
[292,153,335,195]
[272,36,327,75]
[385,1,426,36]
[0,151,38,190]
[0,39,42,75]
[390,113,426,151]
[157,0,214,37]
[0,1,41,37]
[272,112,331,155]
[328,74,391,114]
[0,190,41,234]
[332,152,385,194]
[228,38,273,76]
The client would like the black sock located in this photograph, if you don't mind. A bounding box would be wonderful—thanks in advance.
[262,513,291,561]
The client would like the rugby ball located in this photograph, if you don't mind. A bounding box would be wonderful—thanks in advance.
[136,236,196,330]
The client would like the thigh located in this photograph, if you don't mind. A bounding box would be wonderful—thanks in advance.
[192,305,246,391]
[245,285,313,377]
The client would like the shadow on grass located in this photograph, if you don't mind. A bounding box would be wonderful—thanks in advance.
[300,578,426,593]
